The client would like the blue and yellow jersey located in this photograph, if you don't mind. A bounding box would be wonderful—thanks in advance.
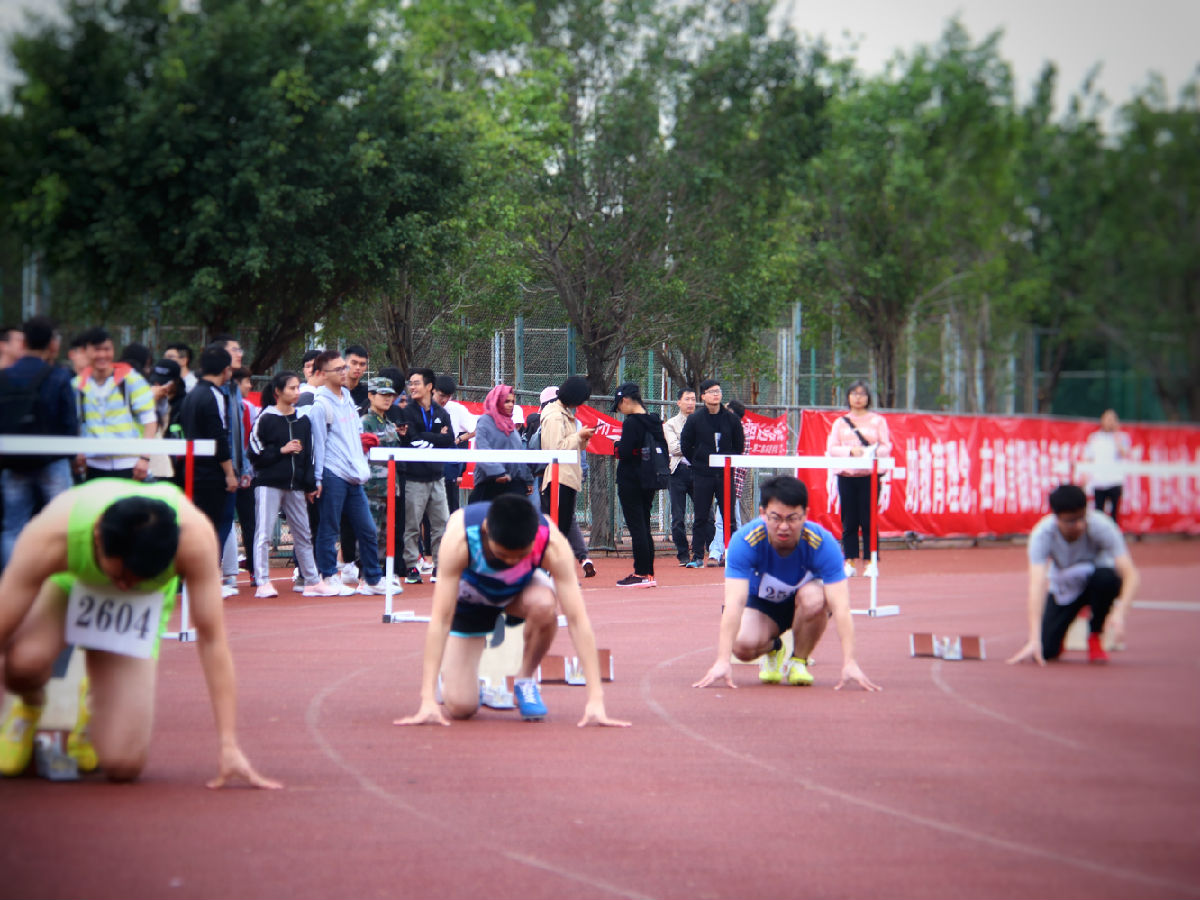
[725,517,845,603]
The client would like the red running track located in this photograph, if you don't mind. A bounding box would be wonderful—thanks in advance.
[2,541,1198,899]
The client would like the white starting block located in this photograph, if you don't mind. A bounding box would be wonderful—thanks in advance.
[909,633,985,660]
[1064,615,1122,652]
[473,615,614,708]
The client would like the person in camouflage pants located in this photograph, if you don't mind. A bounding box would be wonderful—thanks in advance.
[361,377,406,572]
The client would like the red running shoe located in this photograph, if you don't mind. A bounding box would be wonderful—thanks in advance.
[1087,632,1108,664]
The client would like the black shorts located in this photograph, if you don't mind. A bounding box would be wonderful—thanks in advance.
[746,594,796,633]
[450,602,510,637]
[448,569,553,637]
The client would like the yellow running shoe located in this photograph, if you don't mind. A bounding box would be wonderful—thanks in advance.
[66,676,98,773]
[0,700,45,776]
[786,657,814,686]
[758,642,788,684]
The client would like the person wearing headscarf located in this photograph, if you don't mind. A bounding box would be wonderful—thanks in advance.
[469,384,534,504]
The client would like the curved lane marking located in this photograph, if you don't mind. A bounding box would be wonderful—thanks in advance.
[643,646,1200,898]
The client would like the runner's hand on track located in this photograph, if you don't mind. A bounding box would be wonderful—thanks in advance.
[577,698,631,728]
[1006,638,1045,666]
[835,660,881,691]
[394,700,450,727]
[693,659,736,689]
[207,745,283,790]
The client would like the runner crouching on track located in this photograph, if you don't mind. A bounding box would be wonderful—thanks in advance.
[693,475,880,692]
[0,479,280,789]
[1007,483,1138,666]
[395,494,630,727]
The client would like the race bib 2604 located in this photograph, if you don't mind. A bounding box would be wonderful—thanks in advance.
[65,582,163,658]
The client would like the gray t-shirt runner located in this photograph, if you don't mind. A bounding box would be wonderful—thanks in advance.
[1027,510,1127,605]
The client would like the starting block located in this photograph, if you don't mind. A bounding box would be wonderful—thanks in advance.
[474,616,615,708]
[910,633,985,661]
[1063,615,1122,652]
[1,646,87,780]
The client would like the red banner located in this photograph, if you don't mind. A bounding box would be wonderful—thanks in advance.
[741,411,789,456]
[796,411,1200,537]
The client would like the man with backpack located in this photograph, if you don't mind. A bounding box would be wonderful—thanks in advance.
[72,327,158,481]
[612,382,667,588]
[0,316,78,565]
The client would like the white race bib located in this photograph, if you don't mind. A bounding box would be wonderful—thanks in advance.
[757,572,800,605]
[65,582,163,658]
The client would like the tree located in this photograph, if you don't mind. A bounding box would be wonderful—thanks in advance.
[2,0,472,370]
[1098,75,1200,420]
[653,3,830,393]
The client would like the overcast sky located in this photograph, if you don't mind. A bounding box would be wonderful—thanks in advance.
[1,0,1197,117]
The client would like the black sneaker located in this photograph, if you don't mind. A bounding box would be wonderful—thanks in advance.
[616,573,657,588]
[677,558,689,567]
[404,567,423,585]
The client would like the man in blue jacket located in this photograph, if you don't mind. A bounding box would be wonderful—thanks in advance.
[0,316,77,565]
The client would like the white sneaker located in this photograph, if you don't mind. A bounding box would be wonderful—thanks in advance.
[863,561,879,577]
[221,584,239,598]
[303,579,354,597]
[843,561,857,578]
[417,558,435,574]
[292,567,302,587]
[356,580,388,596]
[254,583,279,598]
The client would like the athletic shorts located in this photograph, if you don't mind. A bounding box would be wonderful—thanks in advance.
[745,573,818,633]
[450,569,555,638]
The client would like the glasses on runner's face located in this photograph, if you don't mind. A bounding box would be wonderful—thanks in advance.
[765,513,803,526]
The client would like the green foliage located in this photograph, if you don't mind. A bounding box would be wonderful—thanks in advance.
[3,0,473,369]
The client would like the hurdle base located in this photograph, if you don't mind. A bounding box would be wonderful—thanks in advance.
[163,629,196,643]
[852,606,900,617]
[383,611,431,624]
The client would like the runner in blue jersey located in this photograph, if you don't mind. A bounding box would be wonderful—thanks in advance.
[694,476,880,691]
[396,494,630,727]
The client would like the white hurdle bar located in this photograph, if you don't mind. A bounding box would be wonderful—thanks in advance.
[1075,460,1200,479]
[0,436,217,642]
[366,447,580,623]
[710,454,907,617]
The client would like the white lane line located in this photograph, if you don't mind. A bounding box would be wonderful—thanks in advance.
[305,668,655,900]
[641,647,1200,898]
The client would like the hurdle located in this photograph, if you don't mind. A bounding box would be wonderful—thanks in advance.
[366,446,580,624]
[1074,459,1200,481]
[0,435,217,642]
[709,453,906,617]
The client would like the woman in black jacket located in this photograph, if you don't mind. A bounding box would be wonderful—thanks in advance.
[612,382,666,589]
[247,371,320,597]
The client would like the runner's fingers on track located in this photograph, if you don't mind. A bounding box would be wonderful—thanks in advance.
[1005,640,1046,666]
[577,702,632,728]
[834,663,882,692]
[207,748,284,791]
[692,663,737,689]
[393,703,450,727]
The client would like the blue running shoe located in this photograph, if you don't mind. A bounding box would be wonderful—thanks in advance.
[513,679,547,721]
